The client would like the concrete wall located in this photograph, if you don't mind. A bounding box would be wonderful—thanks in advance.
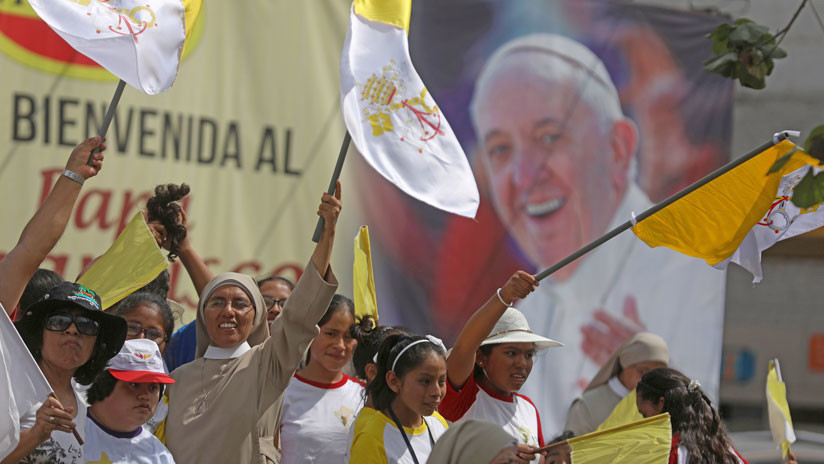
[644,0,824,432]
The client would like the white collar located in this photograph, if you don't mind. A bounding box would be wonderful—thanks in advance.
[203,342,251,360]
[608,376,630,398]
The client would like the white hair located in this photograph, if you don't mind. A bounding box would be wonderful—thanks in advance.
[470,33,625,133]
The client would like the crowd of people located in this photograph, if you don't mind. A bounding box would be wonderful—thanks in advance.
[0,136,798,464]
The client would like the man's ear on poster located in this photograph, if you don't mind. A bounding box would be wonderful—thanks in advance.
[610,117,639,192]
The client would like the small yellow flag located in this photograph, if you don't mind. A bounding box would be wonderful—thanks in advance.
[633,140,819,265]
[353,226,379,321]
[596,389,644,432]
[78,212,168,310]
[766,360,795,458]
[569,413,672,464]
[353,0,412,33]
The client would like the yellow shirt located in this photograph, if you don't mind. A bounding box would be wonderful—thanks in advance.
[350,410,449,464]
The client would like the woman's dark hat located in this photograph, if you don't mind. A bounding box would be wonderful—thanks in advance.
[15,282,127,359]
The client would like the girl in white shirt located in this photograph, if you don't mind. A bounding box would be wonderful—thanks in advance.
[440,272,562,463]
[350,334,450,464]
[279,294,363,464]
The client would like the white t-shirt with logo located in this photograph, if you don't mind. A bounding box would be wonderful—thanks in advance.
[19,389,86,464]
[83,413,175,463]
[279,373,364,464]
[440,374,545,448]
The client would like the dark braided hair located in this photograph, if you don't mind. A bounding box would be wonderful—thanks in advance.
[349,316,412,382]
[636,368,738,464]
[146,183,190,260]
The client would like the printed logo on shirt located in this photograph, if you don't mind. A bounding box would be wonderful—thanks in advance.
[518,425,537,447]
[335,404,355,427]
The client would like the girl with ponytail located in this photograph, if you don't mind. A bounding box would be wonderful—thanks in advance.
[635,368,747,464]
[350,334,450,464]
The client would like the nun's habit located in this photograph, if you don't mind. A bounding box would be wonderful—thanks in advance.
[164,263,337,463]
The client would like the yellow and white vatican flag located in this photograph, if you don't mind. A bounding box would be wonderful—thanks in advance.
[78,212,168,310]
[766,359,795,458]
[0,308,52,460]
[27,0,199,94]
[340,0,480,218]
[633,140,824,282]
[539,414,671,464]
[353,226,379,321]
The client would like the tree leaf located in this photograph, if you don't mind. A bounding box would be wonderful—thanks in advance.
[767,147,799,174]
[805,125,824,161]
[729,22,771,45]
[791,168,824,208]
[770,47,788,59]
[704,52,738,76]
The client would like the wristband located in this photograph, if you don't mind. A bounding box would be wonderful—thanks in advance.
[61,169,85,185]
[496,288,513,307]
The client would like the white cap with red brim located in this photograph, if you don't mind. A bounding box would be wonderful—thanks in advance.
[106,338,175,384]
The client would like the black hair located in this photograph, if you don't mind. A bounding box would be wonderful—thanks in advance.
[17,308,114,385]
[349,316,412,381]
[305,294,356,365]
[110,292,175,343]
[474,344,494,378]
[133,270,171,301]
[146,183,190,260]
[87,371,165,405]
[19,269,64,316]
[367,334,447,411]
[257,275,295,291]
[636,368,737,464]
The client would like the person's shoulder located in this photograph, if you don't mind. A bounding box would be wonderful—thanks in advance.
[429,411,449,430]
[515,392,539,412]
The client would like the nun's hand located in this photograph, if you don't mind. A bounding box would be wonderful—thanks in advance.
[500,271,539,305]
[318,180,342,234]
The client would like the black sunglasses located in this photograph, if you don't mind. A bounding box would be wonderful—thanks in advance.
[44,313,100,336]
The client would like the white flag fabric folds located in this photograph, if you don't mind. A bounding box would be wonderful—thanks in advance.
[0,306,52,460]
[724,161,824,282]
[28,0,188,95]
[340,0,480,218]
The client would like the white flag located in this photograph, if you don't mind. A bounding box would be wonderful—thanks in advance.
[0,307,52,460]
[28,0,189,95]
[340,0,480,218]
[724,163,824,282]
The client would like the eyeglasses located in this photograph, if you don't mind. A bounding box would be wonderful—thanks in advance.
[262,296,287,310]
[126,321,167,343]
[206,298,254,313]
[44,313,100,336]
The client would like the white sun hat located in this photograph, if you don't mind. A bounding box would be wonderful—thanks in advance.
[480,307,563,351]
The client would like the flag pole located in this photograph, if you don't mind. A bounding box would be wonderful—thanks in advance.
[312,131,351,243]
[535,131,797,281]
[86,79,127,165]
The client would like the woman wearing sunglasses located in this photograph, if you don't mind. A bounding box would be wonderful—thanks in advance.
[8,282,127,463]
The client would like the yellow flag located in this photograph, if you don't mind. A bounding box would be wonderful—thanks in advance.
[353,226,379,321]
[596,389,644,432]
[353,0,411,33]
[633,140,819,267]
[569,413,672,464]
[78,213,168,310]
[766,360,795,458]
